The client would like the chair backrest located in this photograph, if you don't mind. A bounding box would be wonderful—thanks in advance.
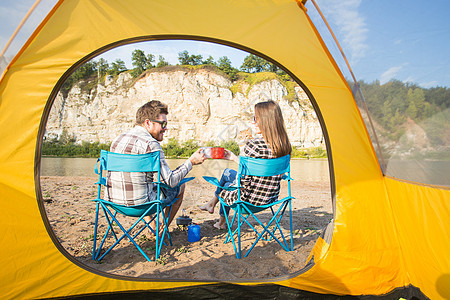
[95,149,162,203]
[98,149,160,173]
[237,155,291,201]
[238,155,290,177]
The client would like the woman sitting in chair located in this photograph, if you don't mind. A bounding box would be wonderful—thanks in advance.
[200,100,292,229]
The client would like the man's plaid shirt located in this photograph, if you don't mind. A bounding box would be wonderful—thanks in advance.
[106,126,192,206]
[219,138,283,206]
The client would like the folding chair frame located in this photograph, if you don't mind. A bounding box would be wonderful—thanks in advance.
[203,155,294,259]
[92,198,172,262]
[92,150,193,262]
[223,197,293,258]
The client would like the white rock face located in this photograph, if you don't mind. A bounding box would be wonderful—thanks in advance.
[45,68,323,147]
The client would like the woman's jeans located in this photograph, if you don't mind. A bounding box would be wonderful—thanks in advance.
[215,168,237,217]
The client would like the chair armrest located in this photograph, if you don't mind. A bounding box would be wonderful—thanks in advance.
[179,177,194,186]
[202,176,239,191]
[282,174,293,181]
[95,177,107,186]
[94,158,100,175]
[158,177,195,189]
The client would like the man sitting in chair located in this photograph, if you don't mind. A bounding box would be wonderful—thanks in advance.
[106,100,206,230]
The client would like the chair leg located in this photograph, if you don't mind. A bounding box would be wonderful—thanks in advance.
[92,202,100,260]
[93,201,176,262]
[269,203,290,248]
[94,204,118,260]
[224,210,237,244]
[237,206,242,259]
[97,206,153,262]
[141,214,168,248]
[235,212,256,237]
[162,204,173,246]
[289,200,293,251]
[243,209,273,258]
[223,206,241,259]
[155,206,161,261]
[243,202,291,258]
[101,205,119,241]
[154,203,173,261]
[265,205,290,250]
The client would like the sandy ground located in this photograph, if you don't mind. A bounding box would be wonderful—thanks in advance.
[41,176,332,281]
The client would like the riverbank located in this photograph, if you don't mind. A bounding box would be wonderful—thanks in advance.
[41,138,327,160]
[41,176,332,280]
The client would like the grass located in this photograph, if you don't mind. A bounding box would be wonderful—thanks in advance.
[176,246,189,253]
[145,245,157,252]
[229,72,301,104]
[292,146,327,159]
[230,72,278,96]
[156,255,168,265]
[84,234,97,241]
[138,235,152,242]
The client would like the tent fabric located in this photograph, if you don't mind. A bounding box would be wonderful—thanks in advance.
[41,283,427,299]
[0,0,448,299]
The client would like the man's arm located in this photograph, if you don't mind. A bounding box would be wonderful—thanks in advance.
[159,150,192,188]
[159,148,206,188]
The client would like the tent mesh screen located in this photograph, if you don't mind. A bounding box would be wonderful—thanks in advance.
[306,1,449,188]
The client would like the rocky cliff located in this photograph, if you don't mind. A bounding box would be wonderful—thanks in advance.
[45,67,324,147]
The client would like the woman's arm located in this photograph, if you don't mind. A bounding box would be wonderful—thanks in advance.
[224,149,239,164]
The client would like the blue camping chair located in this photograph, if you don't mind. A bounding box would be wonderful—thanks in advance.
[92,150,193,262]
[203,155,294,259]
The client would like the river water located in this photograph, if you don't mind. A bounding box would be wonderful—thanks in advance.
[40,157,331,182]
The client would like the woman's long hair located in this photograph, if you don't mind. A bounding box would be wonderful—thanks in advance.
[255,100,292,157]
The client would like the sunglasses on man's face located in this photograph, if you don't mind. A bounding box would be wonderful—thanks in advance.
[150,119,167,129]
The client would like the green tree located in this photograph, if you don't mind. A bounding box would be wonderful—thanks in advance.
[178,50,190,65]
[425,86,449,109]
[390,109,405,130]
[203,55,216,66]
[190,54,203,65]
[163,138,183,157]
[108,59,127,76]
[61,61,97,95]
[407,88,425,119]
[265,61,279,73]
[381,100,393,128]
[97,58,109,81]
[177,50,203,66]
[131,49,147,77]
[356,78,448,145]
[217,56,232,70]
[72,61,97,81]
[240,54,266,73]
[156,55,169,68]
[217,56,238,80]
[423,102,436,119]
[405,100,417,119]
[145,54,155,70]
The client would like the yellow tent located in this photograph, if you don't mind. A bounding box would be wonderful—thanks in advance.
[0,0,448,299]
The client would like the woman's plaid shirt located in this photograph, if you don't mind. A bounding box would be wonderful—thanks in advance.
[219,138,282,206]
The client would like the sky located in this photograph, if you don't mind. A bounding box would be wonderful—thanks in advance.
[1,0,449,88]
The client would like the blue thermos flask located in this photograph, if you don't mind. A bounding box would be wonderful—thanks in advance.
[188,224,201,242]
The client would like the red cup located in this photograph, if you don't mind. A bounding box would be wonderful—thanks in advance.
[211,147,224,159]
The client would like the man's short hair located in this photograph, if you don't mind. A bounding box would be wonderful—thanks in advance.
[136,100,169,125]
